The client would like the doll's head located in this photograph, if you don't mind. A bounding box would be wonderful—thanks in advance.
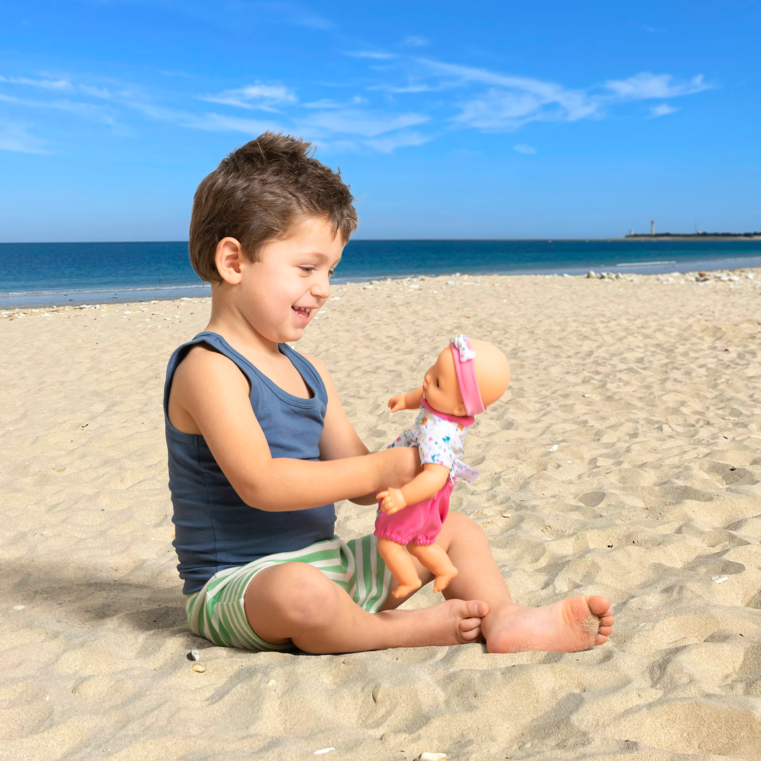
[422,334,510,417]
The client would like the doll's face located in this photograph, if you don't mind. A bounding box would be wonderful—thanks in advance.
[422,347,467,416]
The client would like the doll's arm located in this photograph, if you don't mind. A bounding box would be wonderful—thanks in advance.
[377,463,450,515]
[388,386,425,413]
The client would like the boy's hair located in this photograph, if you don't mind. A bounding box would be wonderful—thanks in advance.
[189,132,357,283]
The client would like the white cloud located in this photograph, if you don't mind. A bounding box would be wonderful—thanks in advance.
[402,36,429,47]
[365,131,432,153]
[418,59,600,129]
[302,95,368,109]
[369,82,441,94]
[345,50,398,60]
[199,84,297,112]
[0,91,118,123]
[405,59,710,131]
[122,100,279,134]
[0,124,49,153]
[650,103,678,117]
[0,54,713,158]
[302,109,429,138]
[257,2,336,31]
[0,74,72,90]
[453,85,598,130]
[605,73,707,99]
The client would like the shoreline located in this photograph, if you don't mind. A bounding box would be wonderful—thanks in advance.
[3,258,761,310]
[3,266,760,318]
[625,235,761,241]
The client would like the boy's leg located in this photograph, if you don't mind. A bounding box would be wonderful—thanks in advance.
[384,512,615,653]
[243,561,486,654]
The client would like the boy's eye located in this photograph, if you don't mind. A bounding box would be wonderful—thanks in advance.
[299,266,314,274]
[328,269,335,277]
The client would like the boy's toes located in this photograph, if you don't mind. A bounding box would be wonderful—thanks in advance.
[585,595,611,618]
[469,600,488,618]
[598,625,613,637]
[460,624,483,642]
[459,616,482,634]
[595,634,609,646]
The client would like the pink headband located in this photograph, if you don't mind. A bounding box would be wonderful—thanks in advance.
[449,334,485,416]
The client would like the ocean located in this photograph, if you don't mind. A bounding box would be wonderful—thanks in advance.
[2,239,761,308]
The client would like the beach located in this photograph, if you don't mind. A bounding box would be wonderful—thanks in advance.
[3,268,761,760]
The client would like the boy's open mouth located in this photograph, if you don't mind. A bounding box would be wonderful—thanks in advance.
[292,306,313,322]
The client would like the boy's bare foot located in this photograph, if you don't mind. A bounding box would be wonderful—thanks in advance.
[433,569,459,594]
[417,599,487,646]
[482,595,614,653]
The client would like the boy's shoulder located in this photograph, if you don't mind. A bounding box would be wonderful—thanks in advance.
[296,351,339,394]
[173,343,249,397]
[297,350,326,374]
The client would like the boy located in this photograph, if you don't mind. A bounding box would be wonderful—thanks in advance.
[165,132,614,654]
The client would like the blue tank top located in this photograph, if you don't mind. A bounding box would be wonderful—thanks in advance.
[164,331,336,594]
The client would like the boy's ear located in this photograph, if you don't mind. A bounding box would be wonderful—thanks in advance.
[215,237,245,285]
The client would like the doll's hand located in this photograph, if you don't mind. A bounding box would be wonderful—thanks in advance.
[388,394,407,413]
[376,488,407,515]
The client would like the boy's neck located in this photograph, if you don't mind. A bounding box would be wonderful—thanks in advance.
[206,292,281,358]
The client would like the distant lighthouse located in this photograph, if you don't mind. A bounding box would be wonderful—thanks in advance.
[651,220,655,236]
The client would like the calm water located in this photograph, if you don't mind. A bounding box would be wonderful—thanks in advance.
[2,239,761,308]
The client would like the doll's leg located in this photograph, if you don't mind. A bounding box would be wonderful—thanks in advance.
[407,480,457,593]
[406,542,458,593]
[376,537,422,598]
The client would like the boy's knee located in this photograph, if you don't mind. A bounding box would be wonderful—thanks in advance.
[255,562,339,628]
[447,510,480,533]
[442,511,487,543]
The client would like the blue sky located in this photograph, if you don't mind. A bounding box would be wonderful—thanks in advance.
[1,1,759,240]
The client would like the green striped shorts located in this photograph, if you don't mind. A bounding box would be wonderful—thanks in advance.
[185,534,391,651]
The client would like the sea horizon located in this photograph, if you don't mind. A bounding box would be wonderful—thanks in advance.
[3,238,761,309]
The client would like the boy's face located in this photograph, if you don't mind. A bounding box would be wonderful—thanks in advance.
[239,216,344,344]
[422,347,466,416]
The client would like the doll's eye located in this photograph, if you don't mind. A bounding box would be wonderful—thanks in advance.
[436,379,440,388]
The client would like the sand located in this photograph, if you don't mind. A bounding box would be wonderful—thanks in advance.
[2,268,761,760]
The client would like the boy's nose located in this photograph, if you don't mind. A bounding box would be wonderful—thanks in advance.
[311,275,331,299]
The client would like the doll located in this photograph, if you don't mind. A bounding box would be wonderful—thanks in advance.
[376,335,510,598]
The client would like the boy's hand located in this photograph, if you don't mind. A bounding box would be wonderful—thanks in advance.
[376,487,407,515]
[388,394,407,413]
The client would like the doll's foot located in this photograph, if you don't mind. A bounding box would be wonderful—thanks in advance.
[483,595,614,653]
[391,578,422,598]
[433,568,459,594]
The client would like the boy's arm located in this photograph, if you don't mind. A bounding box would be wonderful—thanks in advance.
[388,386,424,412]
[302,353,420,505]
[172,347,417,511]
[377,463,449,515]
